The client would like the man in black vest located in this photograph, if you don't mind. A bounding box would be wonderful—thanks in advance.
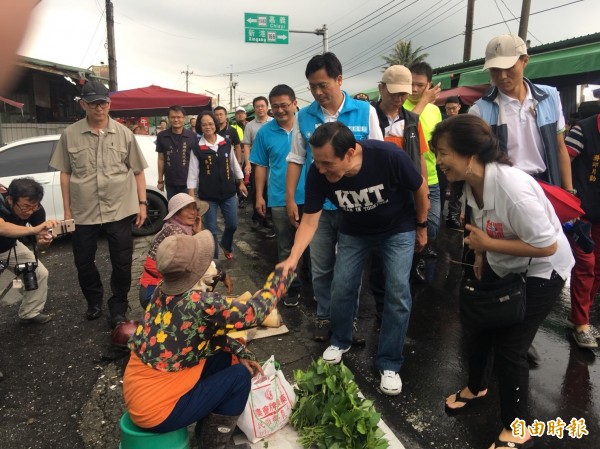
[156,105,199,199]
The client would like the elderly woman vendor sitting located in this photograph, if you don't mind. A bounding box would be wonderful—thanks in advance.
[123,230,294,448]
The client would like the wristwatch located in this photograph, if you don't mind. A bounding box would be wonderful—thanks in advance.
[139,200,147,205]
[416,220,428,228]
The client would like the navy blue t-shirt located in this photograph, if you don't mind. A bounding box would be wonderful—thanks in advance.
[303,140,423,236]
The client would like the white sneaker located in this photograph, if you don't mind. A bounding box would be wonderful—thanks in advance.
[322,345,349,364]
[380,370,402,396]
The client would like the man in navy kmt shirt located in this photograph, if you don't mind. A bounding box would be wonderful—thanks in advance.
[277,121,428,396]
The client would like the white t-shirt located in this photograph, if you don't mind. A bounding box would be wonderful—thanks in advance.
[187,134,243,189]
[470,85,566,176]
[464,162,574,280]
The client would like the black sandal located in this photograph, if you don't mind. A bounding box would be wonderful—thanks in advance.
[444,389,485,415]
[491,437,534,449]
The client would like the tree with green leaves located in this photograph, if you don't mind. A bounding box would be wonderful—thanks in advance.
[382,40,429,69]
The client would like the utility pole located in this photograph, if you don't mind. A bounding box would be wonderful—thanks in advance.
[105,0,118,91]
[181,66,193,92]
[229,68,238,111]
[289,24,329,53]
[463,0,475,62]
[518,0,531,41]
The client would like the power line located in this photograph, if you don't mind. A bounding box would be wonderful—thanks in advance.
[499,0,543,44]
[343,0,464,74]
[343,0,584,80]
[79,7,106,67]
[493,0,513,34]
[234,0,410,76]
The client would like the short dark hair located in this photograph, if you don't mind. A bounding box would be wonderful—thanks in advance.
[309,122,356,159]
[305,52,342,79]
[168,105,186,116]
[8,178,44,203]
[197,111,218,134]
[445,96,461,105]
[269,84,296,102]
[159,119,167,125]
[431,115,512,166]
[214,106,227,115]
[409,61,433,82]
[253,96,269,107]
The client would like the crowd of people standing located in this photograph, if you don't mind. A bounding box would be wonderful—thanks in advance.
[2,31,597,449]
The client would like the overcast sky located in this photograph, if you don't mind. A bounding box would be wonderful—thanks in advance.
[20,0,598,108]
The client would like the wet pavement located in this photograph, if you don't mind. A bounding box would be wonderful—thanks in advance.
[0,204,599,449]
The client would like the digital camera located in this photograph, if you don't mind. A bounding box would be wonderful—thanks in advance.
[14,261,38,291]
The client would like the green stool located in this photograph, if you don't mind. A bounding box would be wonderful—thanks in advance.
[119,412,189,449]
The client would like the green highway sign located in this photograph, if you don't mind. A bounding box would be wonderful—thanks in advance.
[244,12,289,44]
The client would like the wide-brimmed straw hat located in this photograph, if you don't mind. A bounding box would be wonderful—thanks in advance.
[163,193,209,221]
[156,230,215,295]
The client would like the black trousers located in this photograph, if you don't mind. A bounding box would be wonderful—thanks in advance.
[465,271,565,428]
[72,216,134,317]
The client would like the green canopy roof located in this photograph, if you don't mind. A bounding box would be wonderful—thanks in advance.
[459,41,600,86]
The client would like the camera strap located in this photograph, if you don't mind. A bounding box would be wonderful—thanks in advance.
[10,241,38,267]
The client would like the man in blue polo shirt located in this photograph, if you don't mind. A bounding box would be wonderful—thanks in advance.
[285,52,383,340]
[250,85,307,306]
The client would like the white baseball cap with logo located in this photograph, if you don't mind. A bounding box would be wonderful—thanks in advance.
[483,34,528,70]
[380,65,412,94]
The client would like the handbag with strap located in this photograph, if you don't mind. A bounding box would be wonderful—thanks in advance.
[459,204,530,329]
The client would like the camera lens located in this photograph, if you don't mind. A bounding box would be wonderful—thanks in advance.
[23,271,38,291]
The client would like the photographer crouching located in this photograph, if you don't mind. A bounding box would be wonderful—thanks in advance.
[0,178,60,327]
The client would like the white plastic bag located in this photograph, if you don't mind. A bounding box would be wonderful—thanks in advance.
[237,355,296,443]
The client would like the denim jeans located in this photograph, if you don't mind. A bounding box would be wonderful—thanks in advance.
[148,352,251,432]
[330,230,415,373]
[271,206,301,292]
[427,183,441,240]
[203,195,238,259]
[309,210,340,320]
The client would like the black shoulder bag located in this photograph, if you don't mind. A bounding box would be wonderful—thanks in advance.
[459,205,530,330]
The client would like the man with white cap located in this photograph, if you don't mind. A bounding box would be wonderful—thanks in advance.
[470,34,573,191]
[370,65,429,323]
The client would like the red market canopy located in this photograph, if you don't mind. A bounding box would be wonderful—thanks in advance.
[0,95,24,109]
[434,85,489,107]
[108,85,212,117]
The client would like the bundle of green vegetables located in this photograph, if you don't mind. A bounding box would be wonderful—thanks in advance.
[290,358,389,449]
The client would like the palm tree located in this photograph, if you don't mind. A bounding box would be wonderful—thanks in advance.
[382,40,429,69]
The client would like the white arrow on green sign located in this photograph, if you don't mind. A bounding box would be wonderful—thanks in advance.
[244,12,289,44]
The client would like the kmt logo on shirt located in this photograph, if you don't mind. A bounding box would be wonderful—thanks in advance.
[334,184,388,212]
[486,219,504,238]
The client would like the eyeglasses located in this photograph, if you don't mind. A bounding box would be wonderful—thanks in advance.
[14,202,41,213]
[85,101,109,109]
[445,106,460,112]
[271,102,292,110]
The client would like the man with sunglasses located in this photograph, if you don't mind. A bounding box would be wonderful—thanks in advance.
[50,80,148,328]
[0,178,59,325]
